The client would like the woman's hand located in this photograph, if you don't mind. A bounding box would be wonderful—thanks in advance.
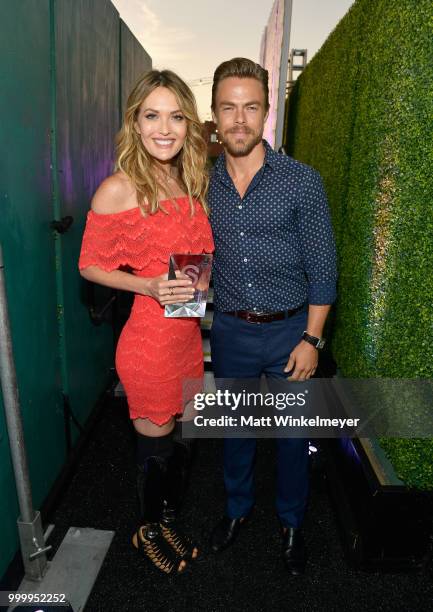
[143,271,195,306]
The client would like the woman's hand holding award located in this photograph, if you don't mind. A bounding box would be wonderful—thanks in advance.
[164,253,213,317]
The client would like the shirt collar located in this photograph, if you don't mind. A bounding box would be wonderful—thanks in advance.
[262,139,279,170]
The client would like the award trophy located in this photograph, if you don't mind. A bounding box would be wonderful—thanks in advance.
[164,253,213,318]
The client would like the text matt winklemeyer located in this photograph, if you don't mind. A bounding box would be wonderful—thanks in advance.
[193,415,361,428]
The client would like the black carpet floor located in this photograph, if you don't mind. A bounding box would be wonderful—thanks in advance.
[45,395,433,612]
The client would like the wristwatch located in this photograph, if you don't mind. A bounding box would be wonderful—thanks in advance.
[302,331,326,350]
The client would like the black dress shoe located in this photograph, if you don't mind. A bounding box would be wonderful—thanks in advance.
[282,527,306,575]
[210,516,247,553]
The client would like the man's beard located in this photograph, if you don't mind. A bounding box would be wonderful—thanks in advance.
[221,128,263,157]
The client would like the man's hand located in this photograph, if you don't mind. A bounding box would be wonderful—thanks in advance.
[284,341,318,380]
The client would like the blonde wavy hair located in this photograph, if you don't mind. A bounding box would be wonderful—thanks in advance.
[115,70,209,216]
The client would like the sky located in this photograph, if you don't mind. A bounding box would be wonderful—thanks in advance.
[111,0,354,121]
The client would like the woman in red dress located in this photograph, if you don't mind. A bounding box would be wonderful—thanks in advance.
[78,70,214,574]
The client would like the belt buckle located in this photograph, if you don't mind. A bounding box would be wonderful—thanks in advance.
[245,311,260,323]
[248,310,267,323]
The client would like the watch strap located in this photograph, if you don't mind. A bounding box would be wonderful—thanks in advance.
[302,331,326,350]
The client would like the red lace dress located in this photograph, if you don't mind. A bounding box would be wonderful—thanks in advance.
[78,196,214,425]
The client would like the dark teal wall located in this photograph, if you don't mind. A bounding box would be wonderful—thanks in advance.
[0,0,63,575]
[0,0,151,578]
[55,0,120,429]
[120,20,152,117]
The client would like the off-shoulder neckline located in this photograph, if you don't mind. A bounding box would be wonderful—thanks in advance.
[88,195,191,217]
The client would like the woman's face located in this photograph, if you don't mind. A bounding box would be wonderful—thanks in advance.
[134,86,187,164]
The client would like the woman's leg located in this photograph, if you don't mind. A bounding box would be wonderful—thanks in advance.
[132,417,188,573]
[133,416,175,437]
[163,420,193,519]
[161,420,198,559]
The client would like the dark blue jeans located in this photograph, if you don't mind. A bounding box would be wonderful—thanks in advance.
[210,308,309,528]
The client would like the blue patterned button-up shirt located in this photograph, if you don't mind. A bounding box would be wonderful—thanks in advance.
[208,140,337,312]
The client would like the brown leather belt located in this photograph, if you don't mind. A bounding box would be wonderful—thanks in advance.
[222,304,304,324]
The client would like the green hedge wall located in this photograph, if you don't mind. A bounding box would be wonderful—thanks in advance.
[285,0,433,489]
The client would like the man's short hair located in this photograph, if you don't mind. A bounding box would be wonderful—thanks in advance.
[211,57,269,111]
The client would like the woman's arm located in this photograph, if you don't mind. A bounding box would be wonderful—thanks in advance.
[79,174,194,305]
[80,266,194,305]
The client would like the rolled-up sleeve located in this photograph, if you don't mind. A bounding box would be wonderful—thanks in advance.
[296,169,338,304]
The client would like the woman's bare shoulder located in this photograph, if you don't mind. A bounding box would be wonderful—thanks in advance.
[91,172,137,214]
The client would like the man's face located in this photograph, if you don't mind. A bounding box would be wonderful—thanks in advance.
[212,77,268,157]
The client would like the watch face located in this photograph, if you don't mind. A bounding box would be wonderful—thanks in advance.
[317,339,326,349]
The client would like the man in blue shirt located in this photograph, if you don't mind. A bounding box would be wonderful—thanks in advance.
[208,58,337,576]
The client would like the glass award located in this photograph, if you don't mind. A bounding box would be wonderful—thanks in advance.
[164,253,213,318]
